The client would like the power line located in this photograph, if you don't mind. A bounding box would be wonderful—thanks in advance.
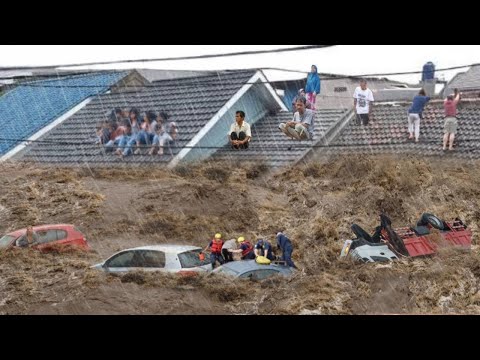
[2,62,477,89]
[0,45,335,72]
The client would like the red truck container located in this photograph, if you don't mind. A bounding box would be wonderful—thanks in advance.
[387,220,472,258]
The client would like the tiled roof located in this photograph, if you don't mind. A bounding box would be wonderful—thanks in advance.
[444,65,480,96]
[17,70,257,166]
[212,109,350,167]
[0,71,127,156]
[136,69,213,82]
[324,101,480,159]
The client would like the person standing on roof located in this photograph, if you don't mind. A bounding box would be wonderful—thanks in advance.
[204,233,225,269]
[353,79,375,126]
[229,111,251,150]
[230,237,255,260]
[279,97,315,141]
[276,232,297,269]
[305,65,321,111]
[443,89,461,151]
[407,89,430,143]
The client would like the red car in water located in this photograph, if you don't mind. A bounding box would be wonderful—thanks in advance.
[0,224,89,251]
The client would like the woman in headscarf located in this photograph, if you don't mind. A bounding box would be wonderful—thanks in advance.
[305,65,321,110]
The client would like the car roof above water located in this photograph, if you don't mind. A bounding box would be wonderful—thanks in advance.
[121,245,202,254]
[213,260,291,274]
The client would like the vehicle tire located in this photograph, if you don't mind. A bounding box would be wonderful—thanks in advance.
[417,213,445,231]
[351,224,372,242]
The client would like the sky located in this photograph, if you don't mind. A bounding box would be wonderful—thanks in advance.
[1,45,479,84]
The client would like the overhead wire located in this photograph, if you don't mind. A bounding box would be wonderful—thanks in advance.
[0,45,335,71]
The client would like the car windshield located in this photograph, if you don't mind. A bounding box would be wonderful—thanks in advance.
[178,249,211,268]
[0,235,16,249]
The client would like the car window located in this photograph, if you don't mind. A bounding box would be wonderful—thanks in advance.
[0,235,16,249]
[239,269,280,280]
[138,250,165,268]
[106,251,135,268]
[37,230,57,244]
[56,230,68,241]
[178,249,211,268]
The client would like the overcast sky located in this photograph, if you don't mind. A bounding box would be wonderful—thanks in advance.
[1,45,479,84]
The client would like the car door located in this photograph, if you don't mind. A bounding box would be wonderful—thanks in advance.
[104,250,166,273]
[34,229,59,250]
[138,250,166,271]
[104,251,140,273]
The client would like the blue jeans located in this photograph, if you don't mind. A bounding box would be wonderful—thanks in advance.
[282,245,297,268]
[210,253,225,269]
[137,131,154,146]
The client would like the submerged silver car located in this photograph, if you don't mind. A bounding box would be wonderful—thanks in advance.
[92,245,212,274]
[340,239,398,263]
[212,260,294,280]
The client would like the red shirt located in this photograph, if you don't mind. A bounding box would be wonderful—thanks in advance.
[444,99,459,117]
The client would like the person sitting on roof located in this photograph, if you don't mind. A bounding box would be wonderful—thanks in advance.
[134,111,158,155]
[279,97,315,141]
[150,113,178,156]
[116,108,143,158]
[229,111,251,150]
[96,117,112,145]
[16,226,40,248]
[104,118,127,152]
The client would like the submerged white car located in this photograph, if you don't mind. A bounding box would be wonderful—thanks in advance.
[92,245,212,275]
[340,239,398,263]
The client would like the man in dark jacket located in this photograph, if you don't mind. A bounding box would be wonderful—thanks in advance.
[276,232,297,268]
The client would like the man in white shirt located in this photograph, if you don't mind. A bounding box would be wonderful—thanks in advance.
[353,79,375,126]
[229,111,251,149]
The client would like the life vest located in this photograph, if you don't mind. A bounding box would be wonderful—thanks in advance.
[210,240,223,254]
[241,241,253,257]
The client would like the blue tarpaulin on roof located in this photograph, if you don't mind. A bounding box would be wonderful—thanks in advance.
[0,72,126,155]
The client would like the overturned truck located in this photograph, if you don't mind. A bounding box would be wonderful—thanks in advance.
[341,213,472,263]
